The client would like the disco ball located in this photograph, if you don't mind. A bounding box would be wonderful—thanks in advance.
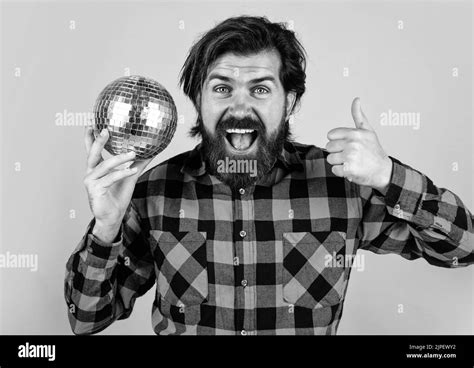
[93,75,178,160]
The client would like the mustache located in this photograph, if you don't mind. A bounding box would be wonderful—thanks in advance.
[216,115,266,135]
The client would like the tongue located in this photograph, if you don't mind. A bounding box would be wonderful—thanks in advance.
[229,133,252,150]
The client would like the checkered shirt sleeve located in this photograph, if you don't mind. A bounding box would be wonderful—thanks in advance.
[64,200,155,335]
[358,156,473,267]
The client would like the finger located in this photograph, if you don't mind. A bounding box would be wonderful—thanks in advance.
[84,126,94,154]
[98,166,139,189]
[129,157,153,174]
[88,151,137,180]
[351,97,365,129]
[325,139,346,153]
[87,128,109,169]
[351,97,374,131]
[327,127,355,141]
[326,152,345,166]
[331,164,345,178]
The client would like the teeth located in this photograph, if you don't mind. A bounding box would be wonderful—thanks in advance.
[226,129,255,134]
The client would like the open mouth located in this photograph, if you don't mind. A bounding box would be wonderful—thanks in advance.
[225,129,259,152]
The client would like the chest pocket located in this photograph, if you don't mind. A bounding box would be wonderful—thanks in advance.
[149,231,208,307]
[282,231,346,309]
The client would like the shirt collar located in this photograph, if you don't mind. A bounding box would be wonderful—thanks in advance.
[180,140,305,178]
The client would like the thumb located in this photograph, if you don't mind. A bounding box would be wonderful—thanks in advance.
[351,97,374,131]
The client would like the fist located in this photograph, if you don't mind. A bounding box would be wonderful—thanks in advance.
[325,97,393,192]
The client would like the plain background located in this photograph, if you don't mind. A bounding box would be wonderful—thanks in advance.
[0,0,472,335]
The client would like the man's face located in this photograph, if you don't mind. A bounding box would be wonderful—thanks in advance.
[198,49,296,190]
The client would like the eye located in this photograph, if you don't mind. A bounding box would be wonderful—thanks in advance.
[214,86,231,94]
[253,86,269,94]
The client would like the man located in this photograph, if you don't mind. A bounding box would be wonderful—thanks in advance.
[65,16,473,335]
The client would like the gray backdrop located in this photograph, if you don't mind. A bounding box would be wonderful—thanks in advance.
[0,0,472,334]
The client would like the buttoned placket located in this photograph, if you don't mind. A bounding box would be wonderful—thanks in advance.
[237,186,256,335]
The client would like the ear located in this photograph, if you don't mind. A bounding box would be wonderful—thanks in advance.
[285,91,297,119]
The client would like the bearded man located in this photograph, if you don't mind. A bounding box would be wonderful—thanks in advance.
[65,16,473,335]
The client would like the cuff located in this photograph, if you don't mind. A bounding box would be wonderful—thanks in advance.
[379,156,428,225]
[83,218,124,268]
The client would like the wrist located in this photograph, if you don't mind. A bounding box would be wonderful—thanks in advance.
[92,219,122,244]
[372,156,393,195]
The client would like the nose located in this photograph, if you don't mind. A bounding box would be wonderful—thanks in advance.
[228,90,253,120]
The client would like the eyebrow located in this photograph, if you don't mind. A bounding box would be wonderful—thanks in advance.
[207,73,277,85]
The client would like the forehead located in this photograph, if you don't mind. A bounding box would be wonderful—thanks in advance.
[206,50,281,80]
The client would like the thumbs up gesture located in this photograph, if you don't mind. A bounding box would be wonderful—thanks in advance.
[325,98,393,193]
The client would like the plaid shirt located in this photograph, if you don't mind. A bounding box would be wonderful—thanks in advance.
[65,141,474,335]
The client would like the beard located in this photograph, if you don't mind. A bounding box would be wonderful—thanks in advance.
[194,106,292,191]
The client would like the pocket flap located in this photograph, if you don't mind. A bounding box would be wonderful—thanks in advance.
[154,230,207,244]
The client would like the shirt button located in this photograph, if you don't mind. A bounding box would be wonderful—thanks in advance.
[239,230,246,238]
[241,330,247,336]
[393,204,403,218]
[241,279,248,287]
[239,188,245,195]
